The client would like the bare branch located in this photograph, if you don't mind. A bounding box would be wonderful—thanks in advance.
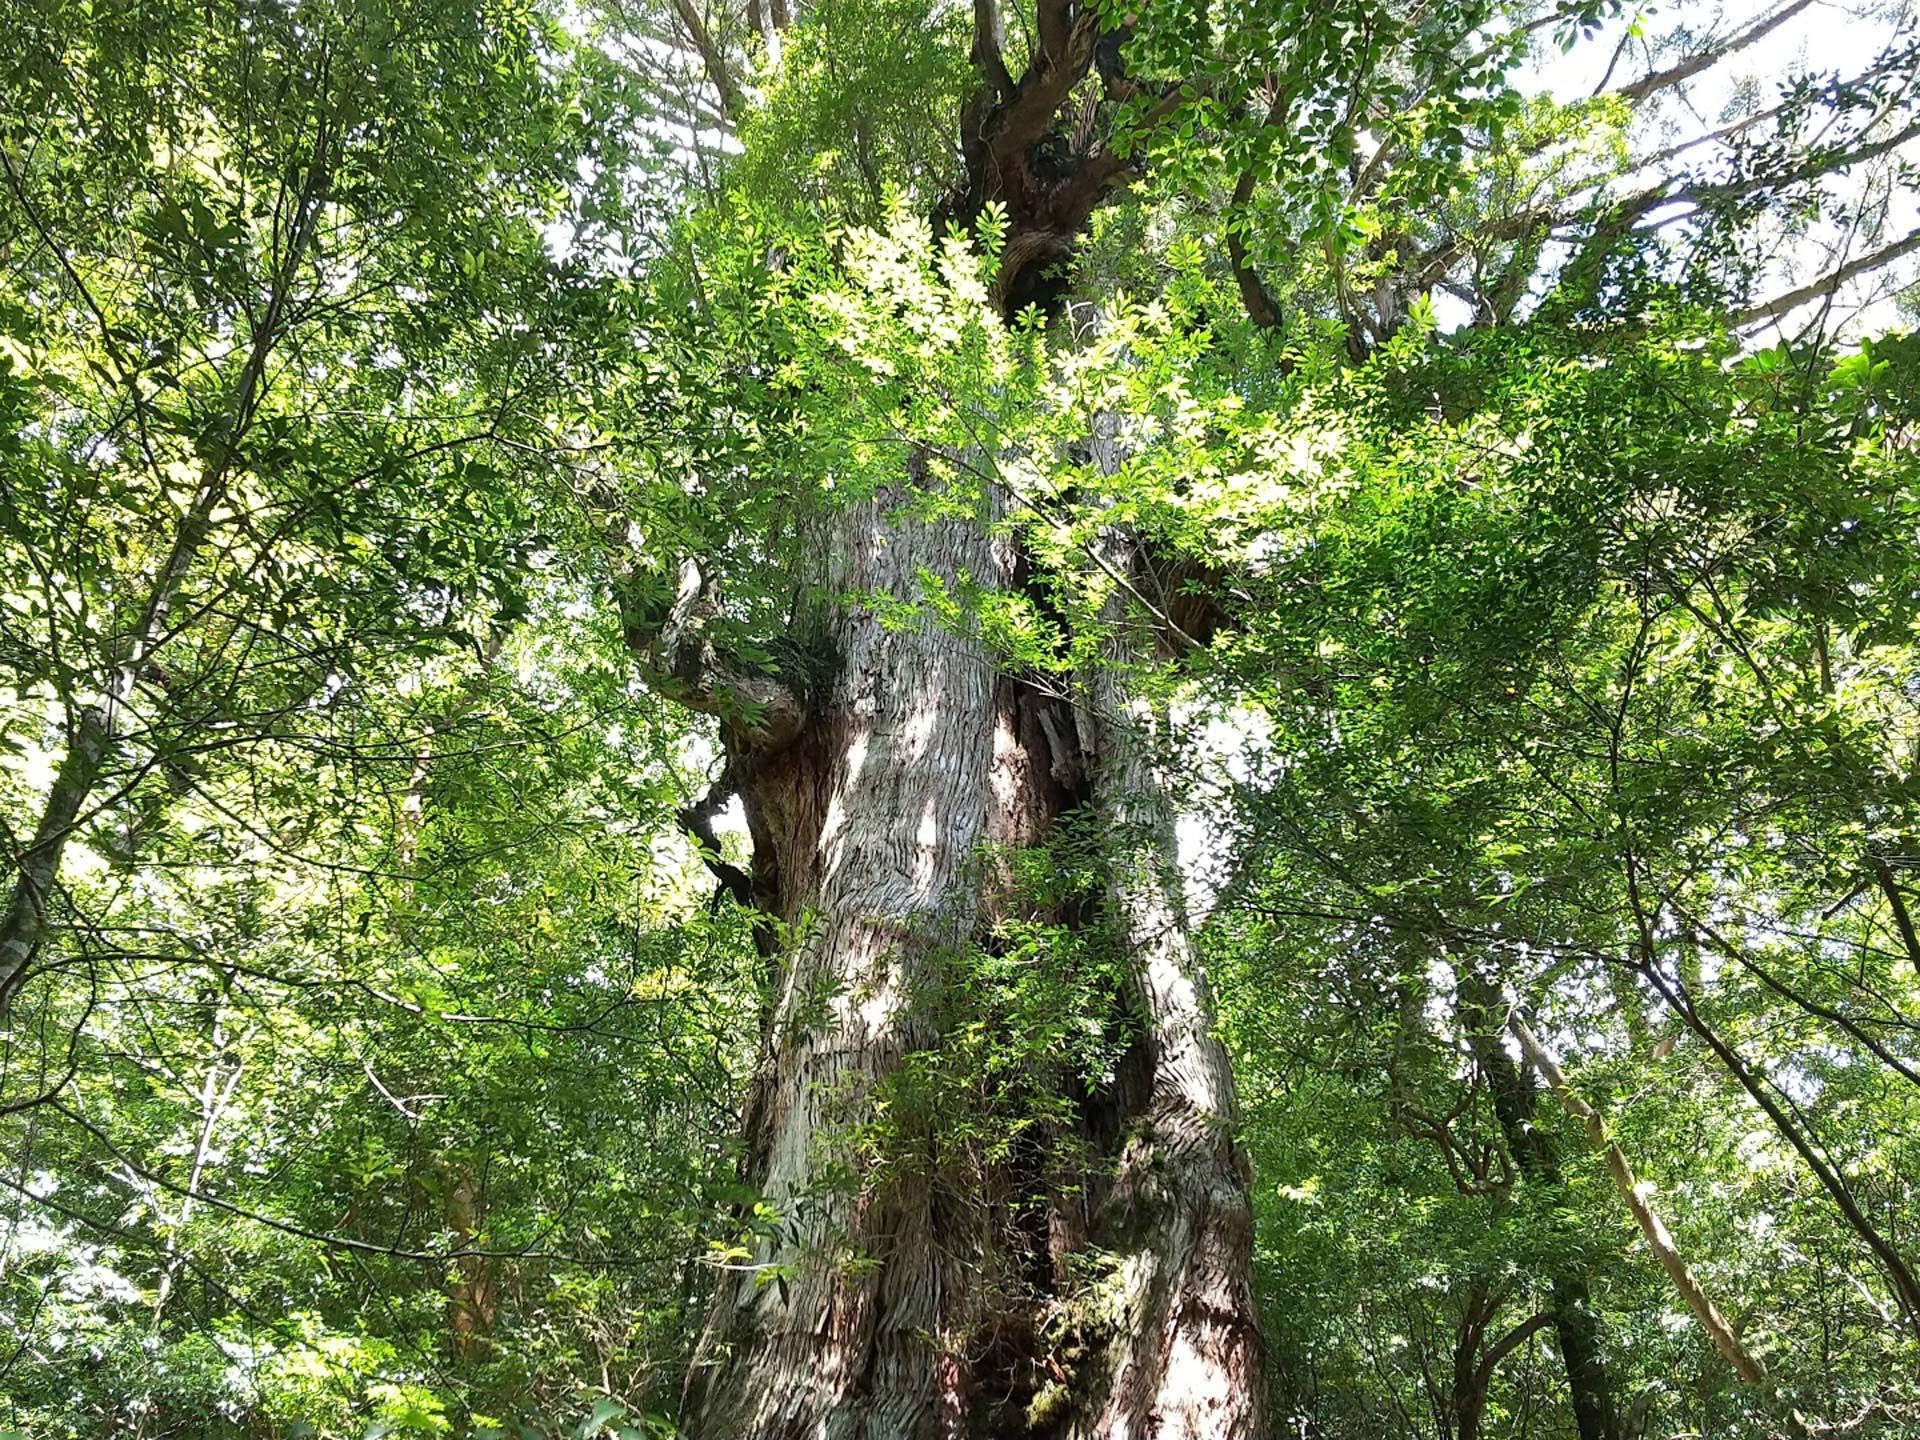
[1613,0,1817,105]
[1870,855,1920,982]
[678,765,753,907]
[1729,225,1920,329]
[1475,1313,1553,1393]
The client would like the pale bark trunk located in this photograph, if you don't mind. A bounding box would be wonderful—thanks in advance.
[676,469,1265,1437]
[0,480,221,1010]
[1636,957,1920,1330]
[441,1161,497,1359]
[1064,522,1263,1440]
[1509,1014,1765,1384]
[151,1007,248,1327]
[683,479,1007,1437]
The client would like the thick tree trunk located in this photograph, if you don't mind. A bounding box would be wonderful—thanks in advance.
[1063,528,1264,1440]
[682,481,1007,1437]
[675,476,1265,1438]
[651,14,1268,1425]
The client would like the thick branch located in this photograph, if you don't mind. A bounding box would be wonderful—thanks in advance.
[1728,226,1920,329]
[747,0,786,68]
[677,766,753,907]
[1404,110,1920,323]
[971,0,1013,101]
[990,12,1098,160]
[670,0,745,122]
[616,556,809,751]
[1614,0,1816,105]
[1035,0,1074,68]
[1477,1312,1553,1393]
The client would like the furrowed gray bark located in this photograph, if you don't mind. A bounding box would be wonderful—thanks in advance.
[658,6,1267,1426]
[681,478,1008,1437]
[1067,520,1264,1440]
[665,457,1265,1436]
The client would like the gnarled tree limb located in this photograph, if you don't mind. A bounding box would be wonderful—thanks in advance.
[677,764,753,908]
[615,556,810,752]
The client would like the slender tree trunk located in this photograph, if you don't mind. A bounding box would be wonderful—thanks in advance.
[673,470,1264,1438]
[1637,959,1920,1329]
[441,1161,496,1360]
[151,1007,248,1328]
[1456,968,1620,1440]
[0,482,221,1010]
[1509,1013,1765,1383]
[1455,1307,1552,1440]
[0,117,331,1012]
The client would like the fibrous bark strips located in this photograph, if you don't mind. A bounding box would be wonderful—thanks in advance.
[622,7,1267,1434]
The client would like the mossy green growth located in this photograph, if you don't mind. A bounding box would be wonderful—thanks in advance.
[1025,1380,1072,1432]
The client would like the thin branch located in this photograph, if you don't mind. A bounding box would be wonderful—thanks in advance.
[1870,855,1920,982]
[45,1099,675,1269]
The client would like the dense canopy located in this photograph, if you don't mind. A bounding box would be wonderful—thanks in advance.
[3,0,1919,1437]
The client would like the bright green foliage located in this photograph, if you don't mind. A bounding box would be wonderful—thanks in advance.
[0,0,746,1433]
[1209,321,1920,1433]
[5,0,1920,1436]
